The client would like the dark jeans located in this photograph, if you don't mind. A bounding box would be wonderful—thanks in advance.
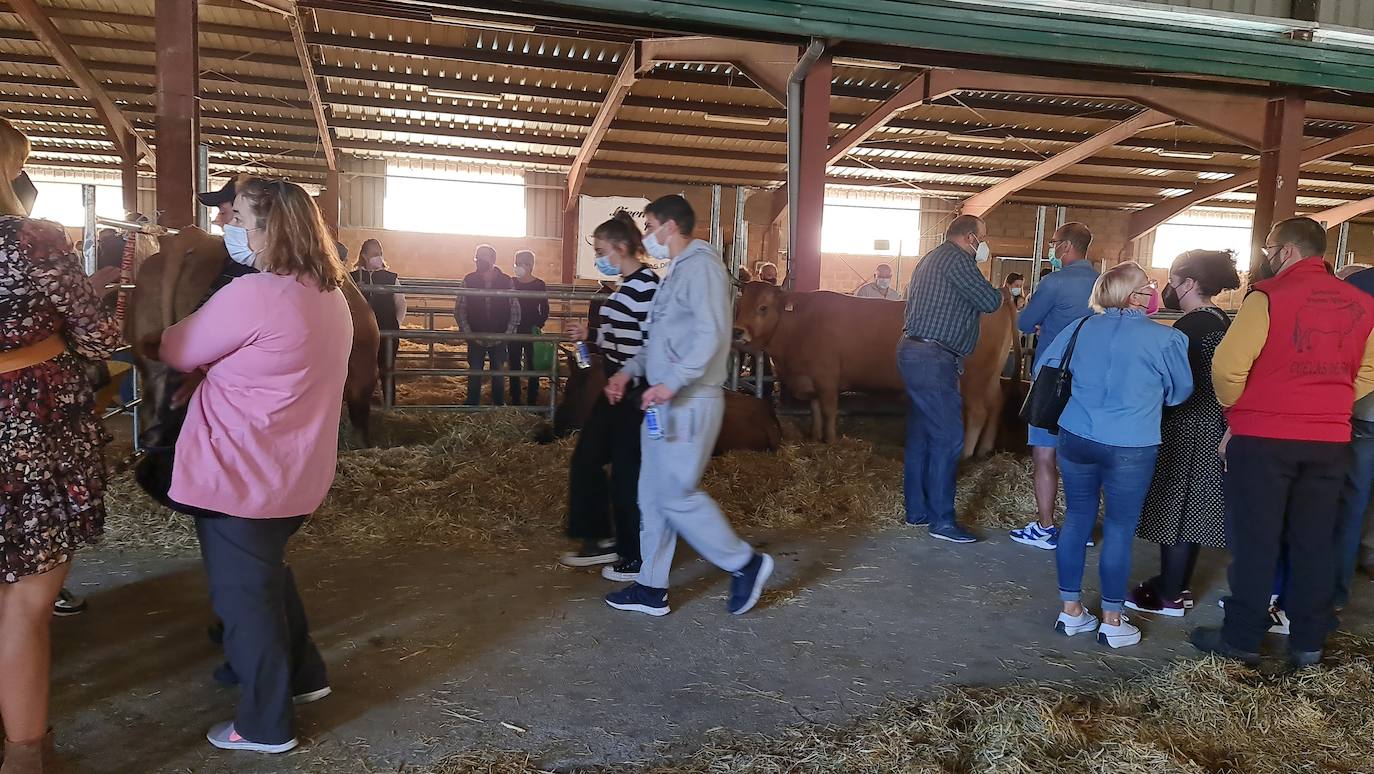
[567,392,643,562]
[467,342,507,406]
[196,515,326,745]
[897,339,963,527]
[1222,435,1348,653]
[508,340,540,406]
[1337,421,1374,606]
[1157,542,1201,600]
[1056,431,1159,613]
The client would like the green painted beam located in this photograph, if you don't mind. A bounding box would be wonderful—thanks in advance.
[540,0,1374,94]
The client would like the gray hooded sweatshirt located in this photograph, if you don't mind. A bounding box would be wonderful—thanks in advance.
[620,239,731,397]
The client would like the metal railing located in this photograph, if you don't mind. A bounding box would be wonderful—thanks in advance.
[362,284,605,413]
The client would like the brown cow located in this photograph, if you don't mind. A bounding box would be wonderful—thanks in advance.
[733,283,1017,450]
[538,351,782,454]
[127,226,381,448]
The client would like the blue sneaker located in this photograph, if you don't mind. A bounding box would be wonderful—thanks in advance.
[1010,521,1059,550]
[605,583,670,616]
[905,513,930,526]
[728,553,774,615]
[929,521,979,543]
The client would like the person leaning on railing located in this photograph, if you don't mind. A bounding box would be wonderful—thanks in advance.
[0,117,122,773]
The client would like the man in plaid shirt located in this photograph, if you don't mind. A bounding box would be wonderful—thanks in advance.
[900,214,1003,543]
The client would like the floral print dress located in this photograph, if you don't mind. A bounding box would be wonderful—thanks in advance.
[0,216,122,583]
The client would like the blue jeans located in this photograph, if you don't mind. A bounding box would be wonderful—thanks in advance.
[897,339,963,527]
[1056,431,1159,613]
[467,342,507,406]
[1337,421,1374,606]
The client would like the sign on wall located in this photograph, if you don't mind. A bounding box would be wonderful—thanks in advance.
[575,194,670,279]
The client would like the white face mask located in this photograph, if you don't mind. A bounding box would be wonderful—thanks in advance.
[974,239,991,263]
[642,225,671,261]
[875,277,891,289]
[1010,286,1023,297]
[223,225,257,268]
[514,265,530,278]
[365,255,384,271]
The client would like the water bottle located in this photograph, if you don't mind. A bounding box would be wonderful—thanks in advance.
[574,341,591,369]
[644,405,664,440]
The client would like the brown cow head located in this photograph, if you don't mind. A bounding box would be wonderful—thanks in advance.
[732,280,787,351]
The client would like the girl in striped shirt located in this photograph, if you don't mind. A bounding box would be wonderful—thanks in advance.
[560,212,660,580]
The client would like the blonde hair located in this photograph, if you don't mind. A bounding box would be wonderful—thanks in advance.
[236,176,345,292]
[1090,261,1149,312]
[0,119,31,217]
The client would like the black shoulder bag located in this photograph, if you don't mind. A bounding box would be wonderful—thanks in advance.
[1020,316,1091,433]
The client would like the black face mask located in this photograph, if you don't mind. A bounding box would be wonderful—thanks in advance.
[1161,281,1183,312]
[11,171,36,213]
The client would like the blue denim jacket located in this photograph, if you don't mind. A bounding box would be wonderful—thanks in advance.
[1035,308,1194,447]
[1019,259,1099,367]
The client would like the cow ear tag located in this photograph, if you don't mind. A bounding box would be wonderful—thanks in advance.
[784,300,795,312]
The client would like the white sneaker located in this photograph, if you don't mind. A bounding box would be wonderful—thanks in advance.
[293,686,332,705]
[1010,521,1059,550]
[1097,616,1142,648]
[1055,610,1100,637]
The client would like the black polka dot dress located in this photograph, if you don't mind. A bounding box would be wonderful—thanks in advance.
[1137,307,1230,549]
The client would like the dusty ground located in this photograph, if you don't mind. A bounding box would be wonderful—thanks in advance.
[53,415,1374,773]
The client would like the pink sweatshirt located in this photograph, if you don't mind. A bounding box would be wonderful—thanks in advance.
[160,272,353,519]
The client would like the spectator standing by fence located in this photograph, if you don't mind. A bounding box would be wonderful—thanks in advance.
[855,264,902,300]
[510,249,549,406]
[456,245,520,406]
[351,239,405,375]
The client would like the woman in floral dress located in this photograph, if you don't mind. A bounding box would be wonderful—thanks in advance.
[0,118,121,773]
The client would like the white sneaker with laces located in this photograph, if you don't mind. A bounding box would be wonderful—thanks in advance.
[1055,609,1100,636]
[1010,521,1059,550]
[1097,616,1142,648]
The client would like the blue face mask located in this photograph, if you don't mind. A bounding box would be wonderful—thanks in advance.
[1047,245,1062,272]
[223,224,257,267]
[594,254,620,277]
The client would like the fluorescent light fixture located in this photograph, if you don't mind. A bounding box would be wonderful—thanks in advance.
[1349,164,1374,173]
[430,14,536,33]
[1155,149,1216,160]
[426,87,503,103]
[833,57,903,70]
[704,113,772,127]
[945,134,1007,145]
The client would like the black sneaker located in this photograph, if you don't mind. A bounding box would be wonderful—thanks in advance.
[601,559,641,582]
[728,553,774,615]
[53,588,87,617]
[1189,626,1260,666]
[605,583,670,616]
[559,539,618,568]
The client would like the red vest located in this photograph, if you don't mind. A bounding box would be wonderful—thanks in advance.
[1229,257,1374,442]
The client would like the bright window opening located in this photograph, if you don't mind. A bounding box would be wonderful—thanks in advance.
[1150,209,1252,269]
[383,161,525,236]
[27,180,125,228]
[821,197,921,256]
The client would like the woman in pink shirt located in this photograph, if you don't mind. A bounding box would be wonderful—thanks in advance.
[154,178,352,755]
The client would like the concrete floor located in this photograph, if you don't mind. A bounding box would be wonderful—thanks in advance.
[50,521,1374,774]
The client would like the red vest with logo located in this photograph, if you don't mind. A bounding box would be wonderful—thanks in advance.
[1228,258,1374,442]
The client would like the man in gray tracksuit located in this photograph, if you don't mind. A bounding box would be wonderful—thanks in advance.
[603,194,774,617]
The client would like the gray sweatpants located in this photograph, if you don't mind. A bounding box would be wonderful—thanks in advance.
[637,390,753,588]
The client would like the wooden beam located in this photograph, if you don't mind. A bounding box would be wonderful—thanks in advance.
[565,50,637,207]
[154,0,197,226]
[827,71,938,162]
[1313,195,1374,230]
[7,0,155,169]
[286,5,336,170]
[961,109,1172,217]
[1126,123,1374,242]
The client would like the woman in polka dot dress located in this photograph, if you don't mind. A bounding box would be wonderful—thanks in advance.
[1127,250,1240,617]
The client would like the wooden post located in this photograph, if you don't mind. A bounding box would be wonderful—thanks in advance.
[561,195,579,284]
[155,0,198,227]
[121,131,139,215]
[319,168,340,237]
[791,55,831,292]
[1250,94,1305,277]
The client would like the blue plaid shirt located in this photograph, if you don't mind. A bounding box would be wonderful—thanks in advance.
[903,240,1004,355]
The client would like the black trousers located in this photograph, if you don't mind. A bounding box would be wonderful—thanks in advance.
[1222,435,1349,653]
[196,514,327,745]
[509,340,540,406]
[567,391,643,562]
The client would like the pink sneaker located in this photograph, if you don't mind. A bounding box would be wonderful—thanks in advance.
[206,721,297,754]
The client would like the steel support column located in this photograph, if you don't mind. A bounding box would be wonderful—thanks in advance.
[1251,94,1306,276]
[791,55,831,292]
[155,0,197,227]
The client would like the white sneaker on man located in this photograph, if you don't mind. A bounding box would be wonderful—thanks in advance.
[1054,609,1100,637]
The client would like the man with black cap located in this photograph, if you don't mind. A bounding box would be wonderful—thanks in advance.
[197,179,237,229]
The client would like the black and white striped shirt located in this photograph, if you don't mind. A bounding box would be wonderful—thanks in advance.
[595,266,659,372]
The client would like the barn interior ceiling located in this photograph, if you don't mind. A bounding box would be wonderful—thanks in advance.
[3,0,1374,220]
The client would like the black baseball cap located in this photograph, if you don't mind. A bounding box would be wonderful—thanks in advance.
[197,180,235,207]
